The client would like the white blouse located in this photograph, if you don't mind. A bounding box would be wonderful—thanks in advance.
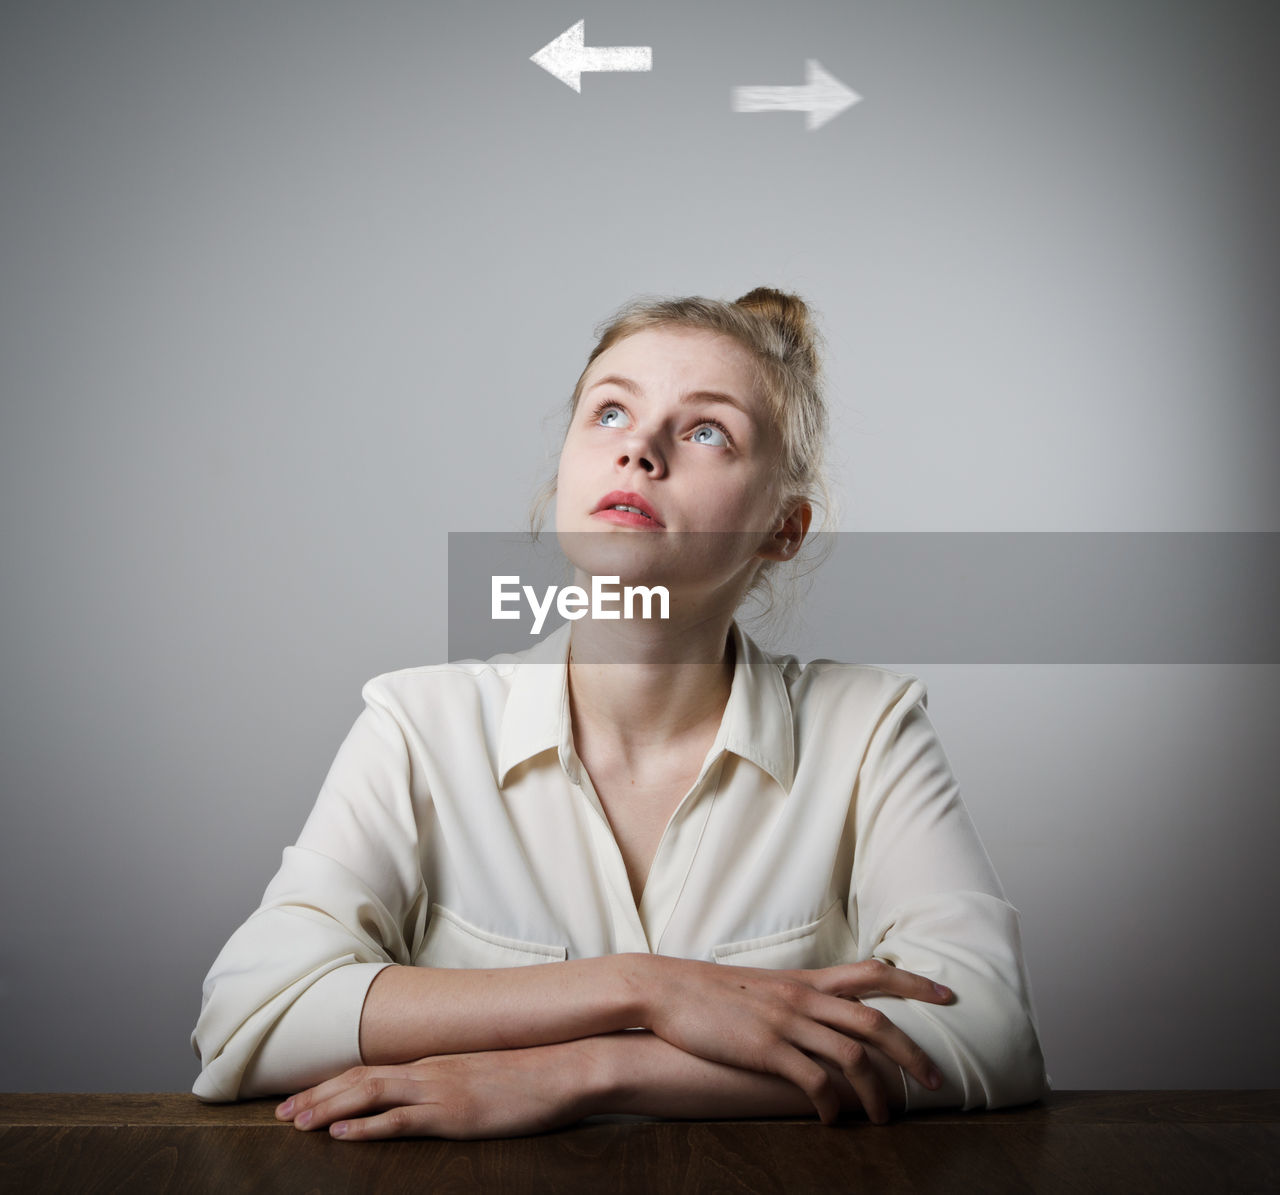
[191,621,1050,1110]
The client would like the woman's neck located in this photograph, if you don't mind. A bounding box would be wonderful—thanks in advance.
[565,612,736,766]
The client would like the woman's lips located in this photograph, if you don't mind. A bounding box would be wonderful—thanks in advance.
[592,491,664,528]
[591,507,664,529]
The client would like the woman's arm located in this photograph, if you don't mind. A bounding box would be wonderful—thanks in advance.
[192,691,427,1102]
[601,1030,905,1121]
[846,682,1051,1111]
[277,1030,909,1141]
[356,953,641,1061]
[356,953,949,1124]
[216,876,948,1116]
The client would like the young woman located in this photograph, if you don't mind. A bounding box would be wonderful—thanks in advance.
[191,287,1049,1140]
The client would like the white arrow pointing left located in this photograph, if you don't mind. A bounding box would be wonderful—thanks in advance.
[530,20,652,93]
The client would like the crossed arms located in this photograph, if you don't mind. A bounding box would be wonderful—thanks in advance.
[272,950,954,1140]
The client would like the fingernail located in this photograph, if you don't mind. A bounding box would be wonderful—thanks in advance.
[331,1122,348,1138]
[933,983,952,1000]
[927,1068,943,1089]
[296,1109,313,1129]
[276,1099,294,1118]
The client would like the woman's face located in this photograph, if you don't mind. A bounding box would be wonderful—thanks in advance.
[555,326,800,598]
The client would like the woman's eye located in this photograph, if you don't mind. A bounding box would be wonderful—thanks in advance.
[691,424,728,447]
[596,405,630,428]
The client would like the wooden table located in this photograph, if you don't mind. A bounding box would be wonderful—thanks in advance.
[1,1091,1276,1193]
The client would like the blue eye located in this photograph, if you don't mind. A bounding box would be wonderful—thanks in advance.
[691,424,728,447]
[595,403,630,428]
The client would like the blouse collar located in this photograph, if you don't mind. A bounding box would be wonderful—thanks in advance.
[497,620,796,794]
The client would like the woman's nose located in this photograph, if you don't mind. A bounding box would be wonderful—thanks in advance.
[615,434,666,477]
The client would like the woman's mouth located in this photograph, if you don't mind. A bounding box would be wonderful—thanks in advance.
[594,506,660,528]
[592,491,664,527]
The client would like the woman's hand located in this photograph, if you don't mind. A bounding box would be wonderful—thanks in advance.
[634,956,952,1125]
[276,1038,608,1141]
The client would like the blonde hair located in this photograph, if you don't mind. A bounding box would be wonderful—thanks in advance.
[530,286,836,619]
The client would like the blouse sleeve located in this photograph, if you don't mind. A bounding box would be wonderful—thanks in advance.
[849,678,1051,1111]
[190,683,429,1102]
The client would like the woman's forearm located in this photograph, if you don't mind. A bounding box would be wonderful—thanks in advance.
[359,954,940,1126]
[358,955,652,1065]
[275,1029,908,1141]
[586,1031,906,1121]
[282,964,930,1136]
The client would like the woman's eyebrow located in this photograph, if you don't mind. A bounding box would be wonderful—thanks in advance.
[587,374,752,416]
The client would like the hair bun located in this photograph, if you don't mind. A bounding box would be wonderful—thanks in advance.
[733,286,821,375]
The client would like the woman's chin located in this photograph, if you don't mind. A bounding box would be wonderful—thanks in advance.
[558,529,762,579]
[555,528,674,585]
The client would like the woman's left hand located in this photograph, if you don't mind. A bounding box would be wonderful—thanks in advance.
[275,1039,605,1141]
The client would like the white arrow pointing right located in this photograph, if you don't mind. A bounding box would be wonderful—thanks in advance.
[732,59,862,130]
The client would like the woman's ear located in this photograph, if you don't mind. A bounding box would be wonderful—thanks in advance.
[757,500,812,562]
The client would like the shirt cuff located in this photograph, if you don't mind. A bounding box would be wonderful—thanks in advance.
[236,961,394,1098]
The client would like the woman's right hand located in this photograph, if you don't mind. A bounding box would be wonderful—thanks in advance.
[632,955,952,1125]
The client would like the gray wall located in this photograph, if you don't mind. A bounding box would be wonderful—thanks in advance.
[1,0,1276,1093]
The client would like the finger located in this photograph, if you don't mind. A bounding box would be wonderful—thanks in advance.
[295,1076,426,1132]
[771,1045,842,1125]
[808,995,941,1091]
[278,1064,421,1123]
[277,1066,372,1121]
[790,1022,890,1125]
[330,1103,440,1142]
[808,959,952,1004]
